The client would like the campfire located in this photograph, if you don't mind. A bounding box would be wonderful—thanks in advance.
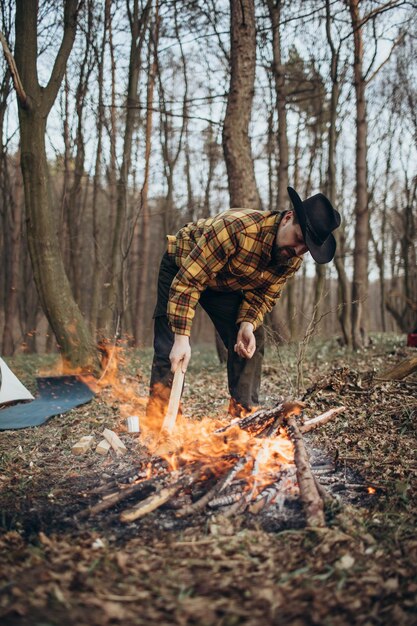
[78,370,345,528]
[40,348,347,528]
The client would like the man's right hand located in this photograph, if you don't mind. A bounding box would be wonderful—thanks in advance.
[169,334,191,373]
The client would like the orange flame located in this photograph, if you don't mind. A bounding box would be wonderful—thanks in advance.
[41,345,295,493]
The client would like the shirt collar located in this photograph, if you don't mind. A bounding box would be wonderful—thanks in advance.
[259,212,282,268]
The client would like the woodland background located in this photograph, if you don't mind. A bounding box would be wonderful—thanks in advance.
[0,5,416,624]
[0,0,416,365]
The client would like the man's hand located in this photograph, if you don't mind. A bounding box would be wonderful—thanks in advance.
[234,322,256,359]
[169,334,191,373]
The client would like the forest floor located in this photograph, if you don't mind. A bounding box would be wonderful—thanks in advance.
[0,333,416,626]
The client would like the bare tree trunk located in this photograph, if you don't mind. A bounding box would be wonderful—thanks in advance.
[96,1,118,335]
[1,162,22,355]
[90,0,110,337]
[202,116,221,218]
[307,122,325,329]
[266,105,274,211]
[349,0,369,350]
[157,0,190,237]
[136,0,159,345]
[17,235,40,353]
[267,0,288,210]
[223,0,260,209]
[370,126,392,333]
[11,0,99,369]
[325,0,351,346]
[64,2,94,306]
[0,63,16,355]
[385,178,417,331]
[98,0,151,338]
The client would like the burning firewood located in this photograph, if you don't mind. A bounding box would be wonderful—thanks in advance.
[81,399,343,528]
[81,475,161,518]
[120,468,202,522]
[215,400,305,435]
[175,469,236,517]
[248,481,285,515]
[175,456,251,517]
[208,490,244,510]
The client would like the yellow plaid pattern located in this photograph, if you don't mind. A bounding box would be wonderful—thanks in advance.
[166,209,302,335]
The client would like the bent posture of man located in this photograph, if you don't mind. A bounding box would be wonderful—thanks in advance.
[148,187,341,418]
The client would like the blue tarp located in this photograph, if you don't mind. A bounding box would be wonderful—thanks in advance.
[0,376,95,430]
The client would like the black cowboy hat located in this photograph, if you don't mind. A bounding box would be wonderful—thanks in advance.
[287,187,341,264]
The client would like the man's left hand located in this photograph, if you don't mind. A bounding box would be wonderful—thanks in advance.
[234,322,256,359]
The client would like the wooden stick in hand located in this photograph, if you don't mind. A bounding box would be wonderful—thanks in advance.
[161,362,185,434]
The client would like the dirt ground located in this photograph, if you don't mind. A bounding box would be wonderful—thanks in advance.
[0,334,416,626]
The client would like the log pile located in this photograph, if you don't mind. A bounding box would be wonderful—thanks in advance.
[81,401,345,528]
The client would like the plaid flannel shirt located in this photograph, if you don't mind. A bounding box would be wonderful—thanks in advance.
[166,209,302,336]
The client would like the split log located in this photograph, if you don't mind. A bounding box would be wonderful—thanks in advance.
[103,429,127,456]
[285,415,326,528]
[72,436,94,455]
[96,439,111,456]
[300,406,346,433]
[161,365,185,434]
[379,355,417,380]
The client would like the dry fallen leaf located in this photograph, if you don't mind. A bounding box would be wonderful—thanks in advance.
[335,554,355,570]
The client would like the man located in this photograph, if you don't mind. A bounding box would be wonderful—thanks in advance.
[148,187,341,418]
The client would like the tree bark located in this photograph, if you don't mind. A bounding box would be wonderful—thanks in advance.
[13,0,99,369]
[223,0,260,209]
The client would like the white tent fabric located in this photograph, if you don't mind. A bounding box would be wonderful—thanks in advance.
[0,357,34,405]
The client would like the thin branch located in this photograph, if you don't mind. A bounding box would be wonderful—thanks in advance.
[0,29,28,108]
[359,0,407,29]
[365,31,406,84]
[43,0,81,113]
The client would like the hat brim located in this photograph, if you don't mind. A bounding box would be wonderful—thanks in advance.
[305,231,336,264]
[287,187,336,264]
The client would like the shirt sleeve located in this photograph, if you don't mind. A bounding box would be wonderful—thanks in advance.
[236,259,302,330]
[167,219,240,336]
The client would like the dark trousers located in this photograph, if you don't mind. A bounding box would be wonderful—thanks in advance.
[148,252,264,416]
